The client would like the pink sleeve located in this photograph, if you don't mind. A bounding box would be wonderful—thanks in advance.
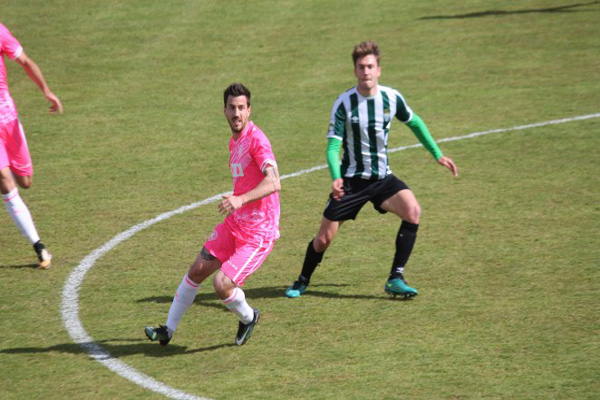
[251,132,277,173]
[0,24,23,60]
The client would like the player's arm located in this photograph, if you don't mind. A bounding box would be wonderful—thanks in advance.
[328,97,346,200]
[218,163,281,215]
[406,113,458,177]
[241,163,281,203]
[327,138,345,200]
[16,51,63,114]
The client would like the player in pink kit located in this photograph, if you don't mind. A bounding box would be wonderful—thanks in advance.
[0,23,62,269]
[146,83,281,346]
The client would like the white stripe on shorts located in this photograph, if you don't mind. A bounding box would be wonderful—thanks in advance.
[232,237,264,283]
[246,241,274,278]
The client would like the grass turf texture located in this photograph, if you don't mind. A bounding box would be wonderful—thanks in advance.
[1,0,599,399]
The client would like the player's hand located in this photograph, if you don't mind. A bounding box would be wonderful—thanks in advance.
[218,195,244,215]
[45,91,63,115]
[332,178,345,200]
[437,156,458,177]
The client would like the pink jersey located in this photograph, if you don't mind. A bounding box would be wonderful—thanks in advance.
[0,23,22,125]
[226,121,280,242]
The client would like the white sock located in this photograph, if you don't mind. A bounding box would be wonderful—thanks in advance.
[223,287,254,324]
[2,188,40,244]
[165,275,200,334]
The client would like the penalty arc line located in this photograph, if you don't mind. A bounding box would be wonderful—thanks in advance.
[60,112,600,400]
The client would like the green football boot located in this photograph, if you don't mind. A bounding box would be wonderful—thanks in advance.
[385,277,418,299]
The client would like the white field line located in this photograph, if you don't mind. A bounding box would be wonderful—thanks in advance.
[61,112,600,400]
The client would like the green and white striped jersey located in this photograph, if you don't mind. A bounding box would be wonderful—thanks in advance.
[328,85,413,180]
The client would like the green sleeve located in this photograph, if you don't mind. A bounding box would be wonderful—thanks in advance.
[326,137,342,180]
[406,114,443,160]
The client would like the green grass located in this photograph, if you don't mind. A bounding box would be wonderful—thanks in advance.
[1,0,599,399]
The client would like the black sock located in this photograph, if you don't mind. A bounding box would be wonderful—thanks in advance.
[389,221,419,279]
[299,240,324,285]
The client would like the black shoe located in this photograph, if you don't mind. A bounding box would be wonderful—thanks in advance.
[33,241,52,269]
[235,309,260,346]
[145,325,172,346]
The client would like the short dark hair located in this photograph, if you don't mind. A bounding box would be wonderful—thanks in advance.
[223,83,251,107]
[352,41,381,67]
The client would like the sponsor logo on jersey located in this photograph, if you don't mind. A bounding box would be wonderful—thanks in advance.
[383,108,391,123]
[231,163,244,177]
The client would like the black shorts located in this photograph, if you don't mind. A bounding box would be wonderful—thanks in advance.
[323,174,410,221]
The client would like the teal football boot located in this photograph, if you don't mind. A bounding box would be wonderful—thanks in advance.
[385,277,418,299]
[285,280,308,298]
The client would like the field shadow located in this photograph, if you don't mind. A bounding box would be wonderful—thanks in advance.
[138,283,409,303]
[0,338,235,358]
[420,1,599,19]
[0,263,38,269]
[138,284,351,306]
[301,289,415,302]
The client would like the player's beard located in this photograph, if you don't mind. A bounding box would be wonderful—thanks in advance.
[230,118,247,133]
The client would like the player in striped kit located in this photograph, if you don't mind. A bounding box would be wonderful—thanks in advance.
[286,41,458,299]
[145,83,281,346]
[0,23,63,269]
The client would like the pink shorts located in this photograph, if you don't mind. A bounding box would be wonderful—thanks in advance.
[204,222,275,286]
[0,119,32,176]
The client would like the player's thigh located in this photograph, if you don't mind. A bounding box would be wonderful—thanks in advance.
[188,247,222,283]
[314,216,343,251]
[0,134,9,171]
[4,120,33,179]
[323,177,373,222]
[212,270,236,299]
[0,126,15,193]
[0,166,16,194]
[188,223,233,283]
[203,222,236,263]
[379,189,421,222]
[221,238,275,287]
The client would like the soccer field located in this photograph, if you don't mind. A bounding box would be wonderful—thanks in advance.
[1,1,599,399]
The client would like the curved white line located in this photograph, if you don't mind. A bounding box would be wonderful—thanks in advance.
[61,112,600,399]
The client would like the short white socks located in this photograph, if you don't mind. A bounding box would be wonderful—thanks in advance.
[223,287,254,324]
[166,275,200,333]
[2,188,40,244]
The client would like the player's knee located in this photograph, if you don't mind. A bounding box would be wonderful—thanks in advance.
[0,180,11,194]
[0,170,15,193]
[213,273,234,299]
[187,262,204,283]
[16,176,32,189]
[404,204,421,224]
[313,235,333,252]
[212,275,222,294]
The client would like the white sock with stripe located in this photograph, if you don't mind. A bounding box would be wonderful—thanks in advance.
[165,274,200,334]
[2,188,40,244]
[223,287,254,324]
